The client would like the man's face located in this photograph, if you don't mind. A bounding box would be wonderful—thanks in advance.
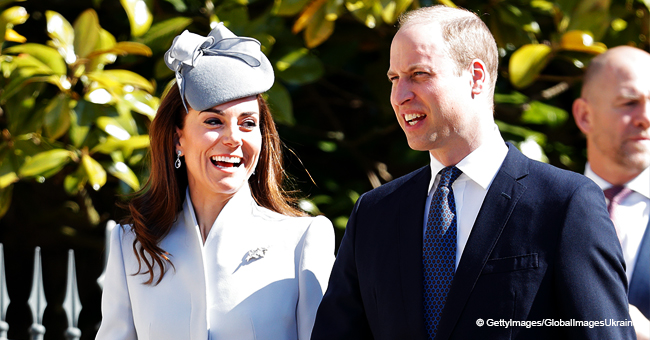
[388,24,477,154]
[583,60,650,174]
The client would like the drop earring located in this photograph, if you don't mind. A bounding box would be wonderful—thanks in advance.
[175,150,182,169]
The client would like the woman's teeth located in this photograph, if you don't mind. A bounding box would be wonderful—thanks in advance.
[210,156,242,168]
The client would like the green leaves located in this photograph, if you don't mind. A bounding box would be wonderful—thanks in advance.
[508,29,608,89]
[293,0,335,48]
[120,0,153,37]
[18,149,73,178]
[266,83,295,125]
[73,9,100,59]
[45,10,76,64]
[64,165,86,195]
[1,6,28,25]
[275,0,312,16]
[3,44,66,75]
[97,116,131,140]
[521,101,569,127]
[82,154,106,191]
[0,186,12,219]
[44,94,72,140]
[137,17,192,56]
[567,0,611,40]
[303,0,335,48]
[560,30,607,54]
[275,47,324,85]
[107,161,139,190]
[379,0,414,24]
[0,5,157,220]
[91,135,150,155]
[0,149,18,189]
[0,6,29,46]
[91,41,152,57]
[100,70,154,93]
[509,44,552,89]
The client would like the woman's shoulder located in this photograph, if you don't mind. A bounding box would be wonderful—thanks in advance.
[252,206,333,231]
[111,223,137,244]
[254,205,325,222]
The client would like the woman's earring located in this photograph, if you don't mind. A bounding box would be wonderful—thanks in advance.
[175,150,182,169]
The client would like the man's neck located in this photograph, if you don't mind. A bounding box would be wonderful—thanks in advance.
[430,118,495,166]
[589,157,641,186]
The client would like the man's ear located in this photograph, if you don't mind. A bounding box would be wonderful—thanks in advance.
[470,59,487,95]
[572,98,592,135]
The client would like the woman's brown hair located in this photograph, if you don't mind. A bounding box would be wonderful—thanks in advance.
[123,84,305,285]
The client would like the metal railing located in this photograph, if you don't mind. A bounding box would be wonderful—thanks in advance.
[0,220,115,340]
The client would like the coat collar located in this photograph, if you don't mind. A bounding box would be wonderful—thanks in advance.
[182,183,257,247]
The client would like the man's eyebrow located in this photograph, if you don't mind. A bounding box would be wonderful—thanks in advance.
[387,64,432,77]
[617,88,645,100]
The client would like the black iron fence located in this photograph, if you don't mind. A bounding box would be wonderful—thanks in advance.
[0,221,115,340]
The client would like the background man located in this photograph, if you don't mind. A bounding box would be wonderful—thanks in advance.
[312,5,634,339]
[573,45,650,340]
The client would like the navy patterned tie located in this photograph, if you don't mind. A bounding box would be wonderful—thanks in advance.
[423,166,462,339]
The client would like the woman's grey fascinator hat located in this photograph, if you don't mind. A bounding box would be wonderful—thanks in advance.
[164,22,274,112]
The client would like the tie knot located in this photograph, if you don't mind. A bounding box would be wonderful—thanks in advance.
[438,166,462,188]
[604,185,633,204]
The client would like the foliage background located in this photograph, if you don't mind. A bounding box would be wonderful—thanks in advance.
[0,0,648,338]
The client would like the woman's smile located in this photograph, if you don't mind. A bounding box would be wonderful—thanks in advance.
[211,155,243,169]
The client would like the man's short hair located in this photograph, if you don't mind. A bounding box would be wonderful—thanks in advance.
[398,5,499,92]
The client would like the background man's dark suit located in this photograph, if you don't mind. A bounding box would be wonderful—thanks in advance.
[631,224,649,318]
[312,144,634,339]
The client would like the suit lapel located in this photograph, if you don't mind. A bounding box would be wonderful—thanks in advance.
[398,166,431,338]
[435,144,529,340]
[629,219,650,318]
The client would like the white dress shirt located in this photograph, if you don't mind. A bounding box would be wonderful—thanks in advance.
[424,125,508,268]
[585,165,650,282]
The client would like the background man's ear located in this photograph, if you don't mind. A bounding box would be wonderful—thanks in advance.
[572,98,592,135]
[470,59,487,95]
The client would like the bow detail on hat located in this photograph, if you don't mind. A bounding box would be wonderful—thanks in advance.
[164,25,264,112]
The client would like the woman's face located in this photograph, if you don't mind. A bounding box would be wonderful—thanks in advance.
[176,96,262,200]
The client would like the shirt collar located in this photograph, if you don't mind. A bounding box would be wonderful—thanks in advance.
[428,125,508,193]
[585,163,650,200]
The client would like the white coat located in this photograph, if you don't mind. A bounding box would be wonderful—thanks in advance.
[96,185,335,340]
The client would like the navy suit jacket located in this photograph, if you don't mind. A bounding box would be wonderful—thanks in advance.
[629,218,650,319]
[312,144,635,339]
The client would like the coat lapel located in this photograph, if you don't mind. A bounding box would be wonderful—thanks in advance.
[398,166,431,338]
[435,144,529,340]
[156,191,209,340]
